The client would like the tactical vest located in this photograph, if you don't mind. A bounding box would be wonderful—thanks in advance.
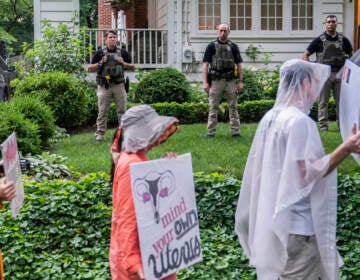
[209,40,235,80]
[97,48,125,86]
[316,34,347,71]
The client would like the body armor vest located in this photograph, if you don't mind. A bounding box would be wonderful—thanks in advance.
[211,40,235,72]
[209,41,235,80]
[316,34,347,71]
[97,48,124,87]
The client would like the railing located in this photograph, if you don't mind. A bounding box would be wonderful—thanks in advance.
[84,28,169,68]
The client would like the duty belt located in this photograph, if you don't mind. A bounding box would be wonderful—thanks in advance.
[209,70,234,81]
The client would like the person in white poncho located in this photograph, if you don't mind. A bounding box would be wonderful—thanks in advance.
[235,59,360,280]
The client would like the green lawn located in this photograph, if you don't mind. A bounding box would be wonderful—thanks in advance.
[53,121,359,178]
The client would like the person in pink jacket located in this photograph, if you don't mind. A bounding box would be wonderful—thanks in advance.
[109,105,178,280]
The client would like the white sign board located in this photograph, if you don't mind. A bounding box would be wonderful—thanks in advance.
[339,59,360,165]
[130,153,202,280]
[1,132,24,218]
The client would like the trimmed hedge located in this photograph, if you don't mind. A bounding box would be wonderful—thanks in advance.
[108,99,335,125]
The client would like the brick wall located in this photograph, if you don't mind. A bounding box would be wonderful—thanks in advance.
[97,0,148,29]
[98,0,112,29]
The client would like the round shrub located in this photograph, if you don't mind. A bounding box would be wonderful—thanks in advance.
[11,71,90,129]
[133,67,192,103]
[0,103,41,155]
[9,95,56,149]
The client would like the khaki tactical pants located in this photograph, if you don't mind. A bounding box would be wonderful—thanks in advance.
[280,234,321,280]
[318,71,340,130]
[207,79,240,136]
[95,83,127,138]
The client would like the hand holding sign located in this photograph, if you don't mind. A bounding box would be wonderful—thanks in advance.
[0,133,25,218]
[0,177,16,202]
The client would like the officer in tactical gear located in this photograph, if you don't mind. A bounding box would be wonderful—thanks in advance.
[203,23,243,138]
[88,30,135,142]
[303,15,352,132]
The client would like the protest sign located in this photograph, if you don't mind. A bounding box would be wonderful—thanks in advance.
[1,132,24,218]
[130,153,202,280]
[339,59,360,165]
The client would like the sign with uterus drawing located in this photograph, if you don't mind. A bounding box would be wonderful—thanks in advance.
[130,153,202,280]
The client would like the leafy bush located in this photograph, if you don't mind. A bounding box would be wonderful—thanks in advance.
[49,127,70,144]
[337,173,360,279]
[0,173,112,279]
[0,172,358,279]
[239,68,265,102]
[133,67,192,104]
[189,83,209,104]
[0,103,41,155]
[82,81,99,126]
[8,95,56,149]
[23,152,73,182]
[239,66,280,103]
[11,71,90,129]
[16,20,89,79]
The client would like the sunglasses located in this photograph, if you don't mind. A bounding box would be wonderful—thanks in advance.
[326,20,337,24]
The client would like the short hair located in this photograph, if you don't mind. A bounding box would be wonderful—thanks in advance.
[105,30,117,38]
[326,15,337,21]
[218,23,230,31]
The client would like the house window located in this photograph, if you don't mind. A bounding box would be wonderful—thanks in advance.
[261,0,283,30]
[291,0,313,30]
[230,0,252,30]
[198,0,221,30]
[197,0,314,32]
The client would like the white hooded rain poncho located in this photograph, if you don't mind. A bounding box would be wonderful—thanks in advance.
[235,59,342,280]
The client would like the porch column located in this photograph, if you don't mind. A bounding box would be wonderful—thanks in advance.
[167,0,183,70]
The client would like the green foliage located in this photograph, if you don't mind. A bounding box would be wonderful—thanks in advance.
[240,68,265,102]
[245,44,261,62]
[17,20,90,78]
[8,95,56,149]
[244,44,273,65]
[150,100,275,124]
[178,226,255,280]
[133,67,192,103]
[49,127,70,144]
[238,100,274,122]
[11,71,90,129]
[195,172,240,229]
[0,172,112,279]
[23,152,73,182]
[0,0,33,55]
[1,166,358,279]
[80,0,98,28]
[257,65,280,100]
[188,83,209,103]
[337,173,360,279]
[239,66,279,102]
[0,102,41,155]
[151,102,210,124]
[82,82,99,126]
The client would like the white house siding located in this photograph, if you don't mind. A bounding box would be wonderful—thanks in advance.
[157,1,168,29]
[167,0,184,70]
[165,0,355,82]
[34,0,79,40]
